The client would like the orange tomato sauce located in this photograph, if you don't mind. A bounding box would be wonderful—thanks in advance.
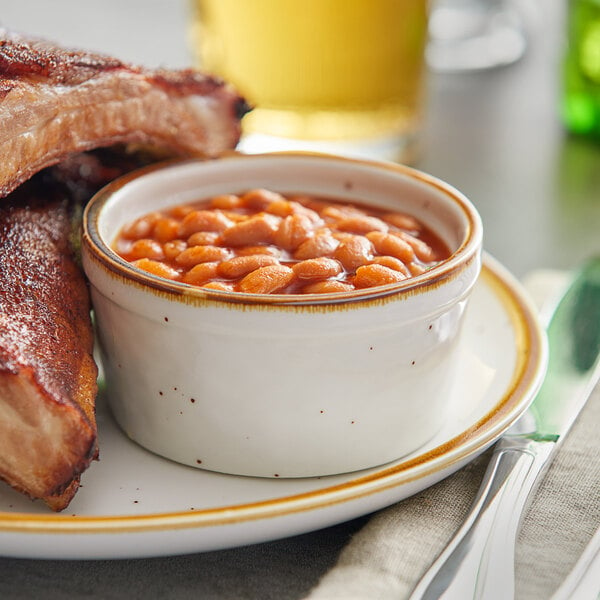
[114,189,450,294]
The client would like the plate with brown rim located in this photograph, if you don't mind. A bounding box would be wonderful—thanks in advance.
[0,254,547,559]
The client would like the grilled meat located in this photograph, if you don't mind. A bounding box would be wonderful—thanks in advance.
[0,27,249,197]
[0,29,248,510]
[0,177,98,510]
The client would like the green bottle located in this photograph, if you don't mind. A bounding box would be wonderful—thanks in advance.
[562,0,600,138]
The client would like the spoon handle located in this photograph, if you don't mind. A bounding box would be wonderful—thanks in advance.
[408,437,554,600]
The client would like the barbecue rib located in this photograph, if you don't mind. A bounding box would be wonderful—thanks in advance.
[0,30,248,510]
[0,27,249,197]
[0,180,98,511]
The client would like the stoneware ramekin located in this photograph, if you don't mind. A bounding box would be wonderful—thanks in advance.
[82,152,483,477]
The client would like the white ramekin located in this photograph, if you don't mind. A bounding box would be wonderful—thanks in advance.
[82,152,483,477]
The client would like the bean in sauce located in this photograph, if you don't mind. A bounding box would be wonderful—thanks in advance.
[114,189,450,294]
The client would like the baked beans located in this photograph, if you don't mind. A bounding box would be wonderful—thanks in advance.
[114,189,450,294]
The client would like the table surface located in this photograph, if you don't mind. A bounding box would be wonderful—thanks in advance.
[0,1,599,599]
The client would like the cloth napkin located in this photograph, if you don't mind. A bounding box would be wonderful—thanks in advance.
[303,270,600,600]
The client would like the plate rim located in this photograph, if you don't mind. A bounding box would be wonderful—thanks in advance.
[0,253,547,535]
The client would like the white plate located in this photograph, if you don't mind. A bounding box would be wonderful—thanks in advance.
[0,255,547,559]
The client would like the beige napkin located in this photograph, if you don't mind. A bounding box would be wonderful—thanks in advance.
[303,271,600,600]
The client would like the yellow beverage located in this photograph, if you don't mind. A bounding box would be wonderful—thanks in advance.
[190,0,428,157]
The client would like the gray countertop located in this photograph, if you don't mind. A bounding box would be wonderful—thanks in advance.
[0,1,599,598]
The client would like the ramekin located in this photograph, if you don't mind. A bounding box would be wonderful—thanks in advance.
[82,152,483,477]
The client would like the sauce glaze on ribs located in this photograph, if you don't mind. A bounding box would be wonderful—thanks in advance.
[0,180,98,511]
[0,30,248,510]
[0,27,249,197]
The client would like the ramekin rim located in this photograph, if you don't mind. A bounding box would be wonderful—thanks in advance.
[82,151,483,306]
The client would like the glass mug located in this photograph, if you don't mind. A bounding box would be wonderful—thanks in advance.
[189,0,429,162]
